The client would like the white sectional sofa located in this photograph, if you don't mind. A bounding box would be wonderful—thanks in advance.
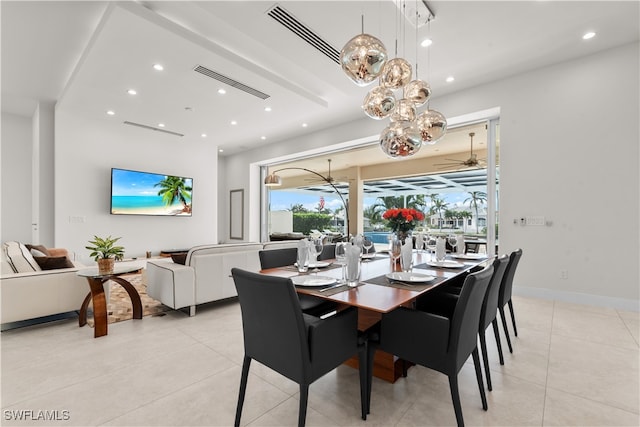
[146,242,266,316]
[1,246,87,325]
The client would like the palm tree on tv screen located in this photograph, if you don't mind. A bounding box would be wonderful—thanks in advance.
[155,176,192,213]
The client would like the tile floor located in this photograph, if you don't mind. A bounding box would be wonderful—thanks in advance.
[1,295,638,426]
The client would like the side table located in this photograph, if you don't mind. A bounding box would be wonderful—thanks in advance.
[77,265,143,338]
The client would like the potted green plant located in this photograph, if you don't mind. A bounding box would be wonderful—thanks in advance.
[86,235,125,274]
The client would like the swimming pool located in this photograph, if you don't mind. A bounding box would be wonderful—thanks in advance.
[363,231,393,244]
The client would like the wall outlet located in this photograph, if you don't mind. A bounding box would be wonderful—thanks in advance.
[559,269,568,279]
[69,215,85,223]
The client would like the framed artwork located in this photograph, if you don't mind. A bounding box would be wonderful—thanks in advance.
[230,189,244,240]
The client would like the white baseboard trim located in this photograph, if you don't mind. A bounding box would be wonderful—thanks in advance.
[514,286,640,312]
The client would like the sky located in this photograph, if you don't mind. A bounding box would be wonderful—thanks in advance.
[111,168,192,197]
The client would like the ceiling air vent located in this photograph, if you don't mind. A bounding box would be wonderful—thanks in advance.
[267,4,340,64]
[123,121,184,137]
[194,65,270,100]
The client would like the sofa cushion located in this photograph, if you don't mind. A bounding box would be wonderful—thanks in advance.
[171,252,188,265]
[2,241,41,273]
[33,256,75,270]
[26,244,50,257]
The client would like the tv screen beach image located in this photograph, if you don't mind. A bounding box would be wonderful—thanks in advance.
[111,168,192,216]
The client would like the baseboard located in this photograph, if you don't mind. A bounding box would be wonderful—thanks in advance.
[514,286,640,312]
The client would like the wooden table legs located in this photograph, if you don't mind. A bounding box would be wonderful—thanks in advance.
[79,275,143,338]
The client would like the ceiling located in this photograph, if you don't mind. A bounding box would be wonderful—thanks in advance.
[2,1,638,159]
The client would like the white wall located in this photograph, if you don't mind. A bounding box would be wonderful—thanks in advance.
[54,111,219,264]
[221,42,639,309]
[1,113,33,243]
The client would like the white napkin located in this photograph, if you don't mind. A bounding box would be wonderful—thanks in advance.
[456,236,465,254]
[345,244,361,283]
[435,237,446,261]
[296,239,309,266]
[401,239,413,271]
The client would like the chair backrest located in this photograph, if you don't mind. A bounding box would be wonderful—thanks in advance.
[319,243,336,260]
[498,249,523,307]
[480,255,509,330]
[231,268,310,383]
[258,247,298,270]
[449,264,494,371]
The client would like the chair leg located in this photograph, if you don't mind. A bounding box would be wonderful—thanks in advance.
[508,299,518,337]
[448,375,465,427]
[358,345,367,420]
[402,359,408,377]
[499,306,513,353]
[298,384,309,427]
[234,356,252,427]
[366,343,377,414]
[472,348,488,411]
[492,319,505,365]
[479,331,492,391]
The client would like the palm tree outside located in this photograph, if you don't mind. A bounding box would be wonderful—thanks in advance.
[155,176,192,213]
[428,194,448,231]
[464,191,487,233]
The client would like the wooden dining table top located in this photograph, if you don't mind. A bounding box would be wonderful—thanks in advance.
[260,251,491,314]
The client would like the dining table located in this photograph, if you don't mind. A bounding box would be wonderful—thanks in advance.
[260,249,491,382]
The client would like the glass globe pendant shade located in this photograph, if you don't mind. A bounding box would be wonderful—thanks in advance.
[340,34,388,87]
[390,98,417,122]
[379,121,422,158]
[403,79,431,107]
[362,86,396,119]
[416,109,448,144]
[379,58,413,89]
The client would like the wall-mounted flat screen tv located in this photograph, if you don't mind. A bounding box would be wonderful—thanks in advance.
[110,168,193,216]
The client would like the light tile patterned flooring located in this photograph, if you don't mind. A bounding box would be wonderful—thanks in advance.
[1,295,638,426]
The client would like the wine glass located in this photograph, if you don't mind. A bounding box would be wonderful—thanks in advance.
[390,238,402,268]
[448,234,458,255]
[311,238,323,272]
[335,242,347,283]
[362,237,373,261]
[426,235,437,261]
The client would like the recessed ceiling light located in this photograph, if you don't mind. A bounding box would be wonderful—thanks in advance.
[127,89,137,95]
[201,133,207,138]
[421,38,433,47]
[446,76,455,83]
[218,88,226,95]
[260,136,267,140]
[158,123,165,128]
[582,31,596,40]
[264,106,272,112]
[106,110,115,116]
[302,123,308,128]
[153,64,164,71]
[230,120,237,125]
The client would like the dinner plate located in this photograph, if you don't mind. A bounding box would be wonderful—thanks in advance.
[385,272,436,283]
[426,260,465,268]
[451,253,485,260]
[294,261,331,268]
[290,276,337,287]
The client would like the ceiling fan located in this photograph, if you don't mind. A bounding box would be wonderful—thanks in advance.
[303,159,350,184]
[435,132,486,169]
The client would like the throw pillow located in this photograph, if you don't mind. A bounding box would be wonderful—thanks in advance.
[33,256,75,270]
[2,241,41,273]
[171,253,188,265]
[26,244,51,257]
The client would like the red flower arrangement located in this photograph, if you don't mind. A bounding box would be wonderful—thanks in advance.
[382,208,425,233]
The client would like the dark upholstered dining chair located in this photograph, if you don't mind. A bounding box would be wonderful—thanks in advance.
[258,247,337,317]
[418,255,509,391]
[231,268,367,427]
[498,248,523,353]
[367,264,494,427]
